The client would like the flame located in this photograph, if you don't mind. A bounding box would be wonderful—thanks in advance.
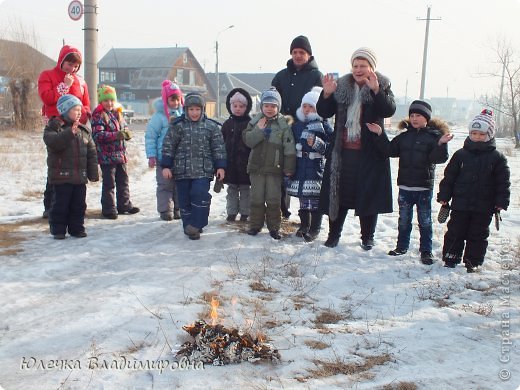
[210,296,219,326]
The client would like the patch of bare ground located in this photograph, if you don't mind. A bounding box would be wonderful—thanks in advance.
[305,353,393,380]
[250,281,279,293]
[0,217,46,255]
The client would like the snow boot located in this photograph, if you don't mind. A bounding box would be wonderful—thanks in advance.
[296,210,310,237]
[304,211,322,242]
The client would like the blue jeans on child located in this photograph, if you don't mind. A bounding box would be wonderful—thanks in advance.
[175,178,211,230]
[396,189,433,253]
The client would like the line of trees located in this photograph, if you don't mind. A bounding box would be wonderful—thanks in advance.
[480,40,520,148]
[0,21,46,130]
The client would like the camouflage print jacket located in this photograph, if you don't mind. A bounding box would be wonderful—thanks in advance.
[161,114,226,180]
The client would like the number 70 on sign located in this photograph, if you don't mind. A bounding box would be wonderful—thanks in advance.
[68,1,84,21]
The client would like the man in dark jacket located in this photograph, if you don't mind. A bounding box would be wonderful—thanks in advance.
[272,35,323,218]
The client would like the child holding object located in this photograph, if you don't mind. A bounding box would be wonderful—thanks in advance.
[437,109,510,272]
[161,93,226,240]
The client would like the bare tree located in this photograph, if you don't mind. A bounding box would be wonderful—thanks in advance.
[0,20,50,130]
[479,40,520,148]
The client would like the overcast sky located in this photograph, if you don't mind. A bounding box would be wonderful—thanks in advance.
[1,0,519,101]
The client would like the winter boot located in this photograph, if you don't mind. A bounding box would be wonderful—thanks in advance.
[296,210,310,237]
[420,251,434,265]
[304,211,322,242]
[324,209,347,248]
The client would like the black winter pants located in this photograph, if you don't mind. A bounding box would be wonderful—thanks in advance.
[442,210,493,266]
[328,206,378,241]
[49,183,87,235]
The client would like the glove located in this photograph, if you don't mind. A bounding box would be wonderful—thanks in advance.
[116,131,126,140]
[148,157,157,168]
[263,127,272,139]
[213,179,224,193]
[122,129,132,140]
[437,204,450,224]
[494,210,502,231]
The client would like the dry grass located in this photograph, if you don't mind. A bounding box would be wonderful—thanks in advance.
[304,339,330,350]
[308,353,393,379]
[250,281,279,293]
[314,308,346,326]
[382,381,418,390]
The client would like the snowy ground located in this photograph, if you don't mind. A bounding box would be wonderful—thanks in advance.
[0,125,519,390]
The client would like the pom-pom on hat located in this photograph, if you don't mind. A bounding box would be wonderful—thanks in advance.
[290,35,312,55]
[468,109,496,141]
[57,94,82,116]
[351,47,377,70]
[301,86,322,109]
[260,87,282,109]
[409,100,432,122]
[161,80,184,119]
[97,85,117,103]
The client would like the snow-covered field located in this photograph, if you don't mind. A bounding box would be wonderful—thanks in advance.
[0,125,519,390]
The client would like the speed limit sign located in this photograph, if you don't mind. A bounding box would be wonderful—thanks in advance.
[68,1,83,21]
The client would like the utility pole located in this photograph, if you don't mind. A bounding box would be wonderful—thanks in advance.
[215,25,234,118]
[417,6,441,100]
[84,0,98,107]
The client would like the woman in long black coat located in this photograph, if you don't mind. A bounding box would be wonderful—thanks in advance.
[317,47,396,249]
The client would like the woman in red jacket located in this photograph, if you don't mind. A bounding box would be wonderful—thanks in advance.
[38,45,91,217]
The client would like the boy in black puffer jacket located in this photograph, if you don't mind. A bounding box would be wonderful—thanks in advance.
[437,109,510,273]
[368,100,453,265]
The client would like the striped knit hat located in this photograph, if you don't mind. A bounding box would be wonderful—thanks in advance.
[468,109,496,141]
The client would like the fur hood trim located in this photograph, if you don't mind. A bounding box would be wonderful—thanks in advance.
[397,117,450,135]
[334,72,391,106]
[295,107,322,123]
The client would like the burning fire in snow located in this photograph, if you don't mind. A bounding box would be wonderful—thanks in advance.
[175,297,280,365]
[210,296,219,325]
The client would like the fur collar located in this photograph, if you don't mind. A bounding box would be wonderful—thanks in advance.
[295,107,322,123]
[334,72,391,106]
[397,117,450,135]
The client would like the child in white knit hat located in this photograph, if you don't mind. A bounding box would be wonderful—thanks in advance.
[286,87,333,241]
[437,109,510,272]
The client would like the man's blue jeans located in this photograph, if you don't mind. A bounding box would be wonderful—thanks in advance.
[396,189,433,253]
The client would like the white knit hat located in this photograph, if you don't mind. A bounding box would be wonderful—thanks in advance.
[351,47,377,70]
[300,86,322,109]
[229,91,247,105]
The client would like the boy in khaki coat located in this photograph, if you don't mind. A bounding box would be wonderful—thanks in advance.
[243,88,296,239]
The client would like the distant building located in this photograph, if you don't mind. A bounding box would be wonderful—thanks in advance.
[97,47,216,116]
[206,73,276,117]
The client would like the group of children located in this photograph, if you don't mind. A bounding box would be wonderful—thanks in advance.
[39,45,511,272]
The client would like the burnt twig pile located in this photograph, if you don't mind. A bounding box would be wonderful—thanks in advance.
[176,320,281,366]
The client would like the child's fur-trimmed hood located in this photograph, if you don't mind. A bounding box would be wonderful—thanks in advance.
[397,117,450,135]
